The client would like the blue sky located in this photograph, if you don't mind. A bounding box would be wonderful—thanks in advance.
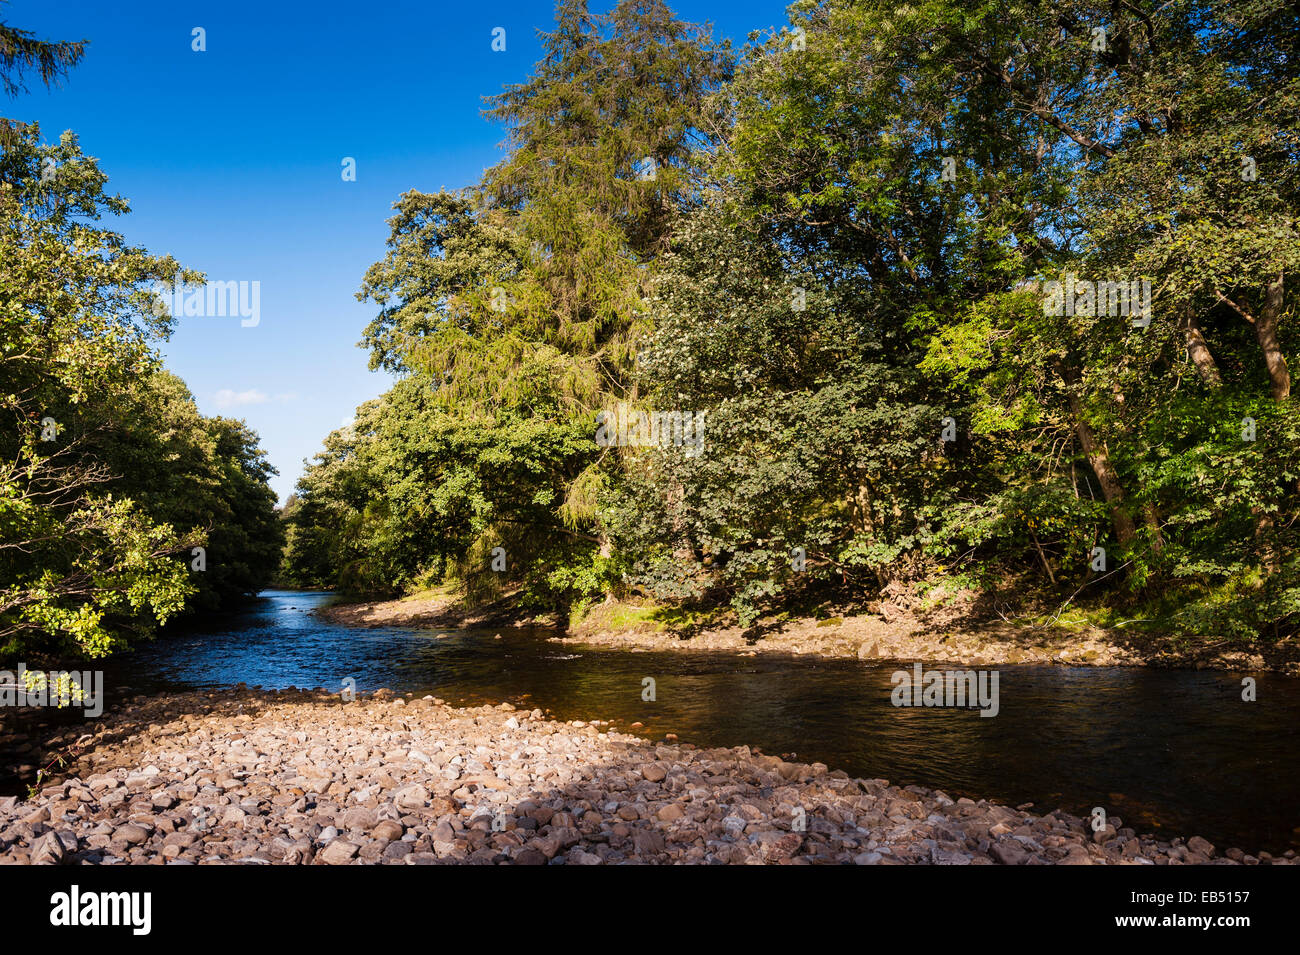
[5,0,790,501]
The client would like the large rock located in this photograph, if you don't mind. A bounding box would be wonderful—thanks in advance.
[656,803,684,823]
[342,807,378,831]
[113,823,148,845]
[318,840,359,864]
[632,829,665,855]
[753,831,803,862]
[31,832,66,865]
[373,820,404,842]
[393,785,429,810]
[991,842,1028,865]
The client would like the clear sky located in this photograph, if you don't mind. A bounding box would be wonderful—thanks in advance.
[5,0,790,502]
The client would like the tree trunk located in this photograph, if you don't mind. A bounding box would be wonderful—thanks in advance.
[1061,364,1136,546]
[1106,384,1164,554]
[850,477,888,589]
[1181,308,1222,387]
[1142,502,1165,552]
[1072,411,1137,546]
[1256,272,1290,400]
[1253,509,1279,574]
[1029,527,1056,584]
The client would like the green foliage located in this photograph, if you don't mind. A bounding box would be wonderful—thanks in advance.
[280,375,603,605]
[608,191,945,624]
[0,124,282,660]
[0,3,85,101]
[287,0,1298,649]
[287,0,733,612]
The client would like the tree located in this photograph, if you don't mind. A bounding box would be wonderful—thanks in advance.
[0,2,85,145]
[291,0,1298,648]
[317,0,734,610]
[1,125,282,658]
[0,127,198,658]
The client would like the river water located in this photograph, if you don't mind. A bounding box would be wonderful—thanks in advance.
[98,589,1300,854]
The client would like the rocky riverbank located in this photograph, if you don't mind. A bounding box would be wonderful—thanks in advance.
[0,687,1288,865]
[314,590,1290,673]
[561,612,1148,668]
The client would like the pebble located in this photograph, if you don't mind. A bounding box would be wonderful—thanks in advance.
[0,686,1280,867]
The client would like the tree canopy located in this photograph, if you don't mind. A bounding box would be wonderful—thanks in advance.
[280,0,1299,648]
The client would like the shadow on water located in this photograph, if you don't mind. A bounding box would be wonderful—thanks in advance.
[85,589,1300,854]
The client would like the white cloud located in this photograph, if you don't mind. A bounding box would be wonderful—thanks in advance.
[214,388,269,409]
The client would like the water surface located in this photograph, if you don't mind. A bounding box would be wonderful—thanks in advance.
[96,590,1300,854]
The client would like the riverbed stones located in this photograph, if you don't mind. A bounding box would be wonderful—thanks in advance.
[0,686,1280,866]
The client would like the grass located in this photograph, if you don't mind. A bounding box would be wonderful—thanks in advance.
[398,581,460,603]
[570,598,738,635]
[568,598,664,633]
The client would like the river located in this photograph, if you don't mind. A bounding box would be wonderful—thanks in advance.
[87,589,1300,854]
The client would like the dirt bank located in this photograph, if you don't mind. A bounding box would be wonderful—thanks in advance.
[314,592,1292,673]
